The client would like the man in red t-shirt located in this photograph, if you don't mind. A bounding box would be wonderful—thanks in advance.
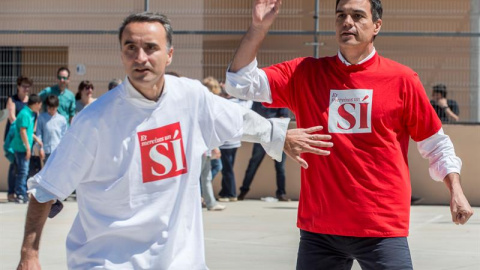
[225,0,474,269]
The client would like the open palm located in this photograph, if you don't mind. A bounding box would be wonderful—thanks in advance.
[253,0,282,27]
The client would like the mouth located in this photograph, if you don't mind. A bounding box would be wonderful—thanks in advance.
[134,67,151,73]
[341,32,356,37]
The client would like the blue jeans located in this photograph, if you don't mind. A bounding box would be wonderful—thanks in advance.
[7,161,17,195]
[219,148,237,197]
[14,152,30,198]
[210,158,222,180]
[200,156,218,209]
[241,143,287,196]
[296,230,413,270]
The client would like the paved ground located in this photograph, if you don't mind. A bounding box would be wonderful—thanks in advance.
[1,193,479,270]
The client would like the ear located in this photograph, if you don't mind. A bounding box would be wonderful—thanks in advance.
[373,19,382,36]
[166,46,174,66]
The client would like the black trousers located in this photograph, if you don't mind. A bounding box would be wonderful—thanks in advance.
[297,230,413,270]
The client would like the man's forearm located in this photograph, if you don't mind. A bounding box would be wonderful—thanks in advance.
[230,25,269,73]
[444,107,459,121]
[20,196,53,260]
[239,105,289,162]
[443,172,462,193]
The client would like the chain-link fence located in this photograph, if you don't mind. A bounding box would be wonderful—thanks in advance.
[1,0,479,123]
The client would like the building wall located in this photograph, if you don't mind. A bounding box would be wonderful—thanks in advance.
[211,123,480,207]
[0,0,478,192]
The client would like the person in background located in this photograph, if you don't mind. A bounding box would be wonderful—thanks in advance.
[201,76,226,211]
[39,67,76,124]
[238,102,290,201]
[10,94,43,203]
[430,83,459,122]
[4,76,32,202]
[203,76,224,180]
[75,80,97,114]
[108,78,123,91]
[218,95,252,202]
[37,95,68,162]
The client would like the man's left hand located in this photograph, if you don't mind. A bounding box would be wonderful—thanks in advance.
[450,191,474,225]
[284,126,333,169]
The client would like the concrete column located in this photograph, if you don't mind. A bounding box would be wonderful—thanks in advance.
[471,0,480,122]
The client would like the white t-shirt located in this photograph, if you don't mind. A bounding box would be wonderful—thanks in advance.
[28,75,244,269]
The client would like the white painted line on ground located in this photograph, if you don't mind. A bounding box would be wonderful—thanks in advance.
[411,214,444,230]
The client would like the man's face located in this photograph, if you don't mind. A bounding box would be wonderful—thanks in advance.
[432,92,443,101]
[120,22,173,91]
[47,106,58,116]
[335,0,382,50]
[17,83,31,96]
[57,70,70,90]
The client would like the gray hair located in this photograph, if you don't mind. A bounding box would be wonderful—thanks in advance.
[118,12,173,49]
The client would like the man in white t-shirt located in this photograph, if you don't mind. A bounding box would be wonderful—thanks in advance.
[16,12,333,270]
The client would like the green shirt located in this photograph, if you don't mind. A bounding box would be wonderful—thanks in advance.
[11,106,36,152]
[39,84,76,123]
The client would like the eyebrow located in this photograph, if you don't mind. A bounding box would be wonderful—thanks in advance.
[336,9,367,15]
[144,42,159,47]
[123,40,134,46]
[122,40,159,48]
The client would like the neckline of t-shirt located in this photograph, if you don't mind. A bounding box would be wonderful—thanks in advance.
[335,52,378,72]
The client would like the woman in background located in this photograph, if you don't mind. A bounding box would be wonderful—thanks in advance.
[75,80,96,114]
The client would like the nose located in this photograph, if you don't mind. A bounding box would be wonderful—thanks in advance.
[136,48,148,63]
[343,15,354,28]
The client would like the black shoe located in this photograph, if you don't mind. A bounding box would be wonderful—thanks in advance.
[411,196,423,205]
[276,194,291,202]
[238,190,248,201]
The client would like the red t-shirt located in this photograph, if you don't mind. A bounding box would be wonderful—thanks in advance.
[263,53,442,237]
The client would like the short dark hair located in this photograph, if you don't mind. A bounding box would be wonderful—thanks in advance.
[336,0,383,22]
[16,76,33,87]
[45,95,59,108]
[76,80,94,100]
[108,78,122,90]
[27,94,41,106]
[57,67,70,78]
[433,84,448,98]
[118,12,173,49]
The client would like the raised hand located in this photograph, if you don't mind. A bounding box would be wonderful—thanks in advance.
[252,0,282,29]
[284,126,333,169]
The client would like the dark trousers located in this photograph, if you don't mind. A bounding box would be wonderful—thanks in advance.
[297,230,413,270]
[219,148,237,197]
[240,143,287,196]
[7,162,16,195]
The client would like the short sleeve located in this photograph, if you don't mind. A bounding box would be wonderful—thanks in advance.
[16,113,30,128]
[197,85,243,149]
[403,74,442,142]
[28,120,97,200]
[39,88,48,100]
[261,58,305,110]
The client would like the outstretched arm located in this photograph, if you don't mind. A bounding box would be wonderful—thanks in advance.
[17,196,54,270]
[239,105,332,167]
[443,173,473,225]
[229,0,282,72]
